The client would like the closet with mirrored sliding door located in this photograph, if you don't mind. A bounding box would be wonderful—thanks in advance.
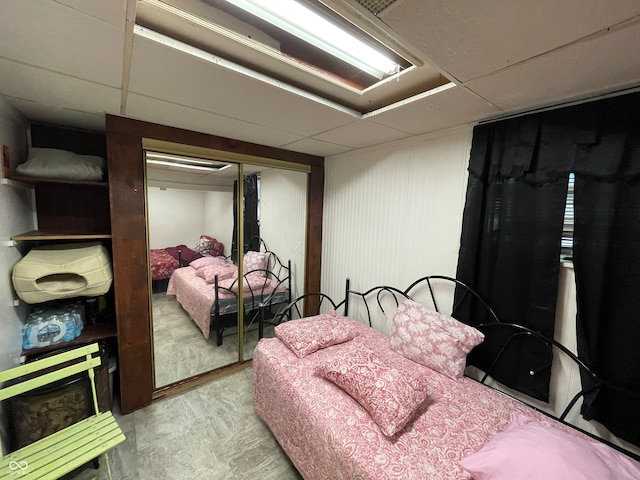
[105,115,324,413]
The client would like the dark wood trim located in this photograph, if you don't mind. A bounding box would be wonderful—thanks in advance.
[10,174,108,187]
[106,115,323,167]
[106,131,154,414]
[305,163,324,315]
[105,114,324,412]
[21,323,117,358]
[11,231,112,241]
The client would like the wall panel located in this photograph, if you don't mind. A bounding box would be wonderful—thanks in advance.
[322,127,473,332]
[204,190,234,254]
[147,187,205,249]
[260,169,307,300]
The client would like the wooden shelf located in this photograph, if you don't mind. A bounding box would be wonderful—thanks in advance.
[11,230,112,241]
[9,173,108,187]
[22,322,117,358]
[1,177,32,188]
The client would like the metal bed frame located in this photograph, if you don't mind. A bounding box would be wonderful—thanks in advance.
[270,275,640,461]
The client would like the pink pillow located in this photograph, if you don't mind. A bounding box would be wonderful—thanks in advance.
[195,264,237,283]
[459,412,640,480]
[316,339,429,437]
[243,251,268,276]
[388,300,484,380]
[274,311,358,358]
[190,256,229,270]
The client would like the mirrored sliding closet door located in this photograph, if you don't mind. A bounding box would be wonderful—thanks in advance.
[145,149,308,388]
[242,167,308,360]
[146,153,240,388]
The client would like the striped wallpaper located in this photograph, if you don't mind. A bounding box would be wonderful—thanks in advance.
[321,126,473,332]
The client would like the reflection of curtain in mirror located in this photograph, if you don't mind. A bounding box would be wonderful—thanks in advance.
[232,174,260,261]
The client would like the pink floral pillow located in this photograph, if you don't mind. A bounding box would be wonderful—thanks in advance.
[195,264,237,283]
[194,235,224,257]
[389,300,484,380]
[190,256,229,270]
[274,311,358,358]
[243,251,268,276]
[459,412,640,480]
[316,339,430,437]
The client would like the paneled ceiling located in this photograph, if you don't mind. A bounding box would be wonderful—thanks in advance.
[0,0,639,158]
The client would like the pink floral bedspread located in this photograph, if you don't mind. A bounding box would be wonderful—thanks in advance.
[253,318,602,480]
[167,266,287,339]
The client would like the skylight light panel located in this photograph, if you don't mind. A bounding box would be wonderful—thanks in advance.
[225,0,400,79]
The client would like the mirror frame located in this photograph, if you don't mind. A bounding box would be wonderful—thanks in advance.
[106,114,324,413]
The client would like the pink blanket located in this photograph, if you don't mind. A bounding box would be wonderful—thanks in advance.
[167,266,286,339]
[253,318,606,479]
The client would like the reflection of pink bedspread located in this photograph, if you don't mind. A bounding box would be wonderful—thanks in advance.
[253,319,600,480]
[150,248,179,281]
[167,266,286,339]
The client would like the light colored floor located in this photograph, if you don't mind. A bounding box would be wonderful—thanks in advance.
[152,293,268,387]
[72,368,302,480]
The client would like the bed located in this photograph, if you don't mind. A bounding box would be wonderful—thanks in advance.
[253,276,640,480]
[166,246,291,345]
[150,235,224,289]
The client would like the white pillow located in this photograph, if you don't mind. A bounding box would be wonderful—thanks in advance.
[17,147,105,180]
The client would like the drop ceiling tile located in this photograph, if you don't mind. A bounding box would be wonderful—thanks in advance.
[366,85,501,135]
[7,98,107,131]
[128,31,358,138]
[126,93,306,148]
[281,138,353,157]
[0,59,121,116]
[381,0,640,82]
[56,0,127,26]
[0,0,124,87]
[465,22,640,113]
[313,119,411,149]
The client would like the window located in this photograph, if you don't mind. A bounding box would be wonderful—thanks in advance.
[561,173,574,261]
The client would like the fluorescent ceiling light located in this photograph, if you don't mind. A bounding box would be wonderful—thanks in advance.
[146,152,233,171]
[226,0,400,79]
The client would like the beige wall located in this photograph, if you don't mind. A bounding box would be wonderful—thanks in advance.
[322,125,472,331]
[260,168,307,300]
[147,187,233,252]
[203,190,234,256]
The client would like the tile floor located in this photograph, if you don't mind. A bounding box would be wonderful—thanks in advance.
[71,368,302,480]
[152,293,270,388]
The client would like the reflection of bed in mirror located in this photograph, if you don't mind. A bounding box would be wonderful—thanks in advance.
[167,243,291,345]
[146,157,307,391]
[150,236,225,292]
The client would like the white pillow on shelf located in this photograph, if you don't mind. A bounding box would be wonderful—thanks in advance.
[17,147,105,181]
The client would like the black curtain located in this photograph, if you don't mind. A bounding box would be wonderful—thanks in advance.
[231,174,260,263]
[571,94,640,445]
[457,92,640,443]
[456,116,568,402]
